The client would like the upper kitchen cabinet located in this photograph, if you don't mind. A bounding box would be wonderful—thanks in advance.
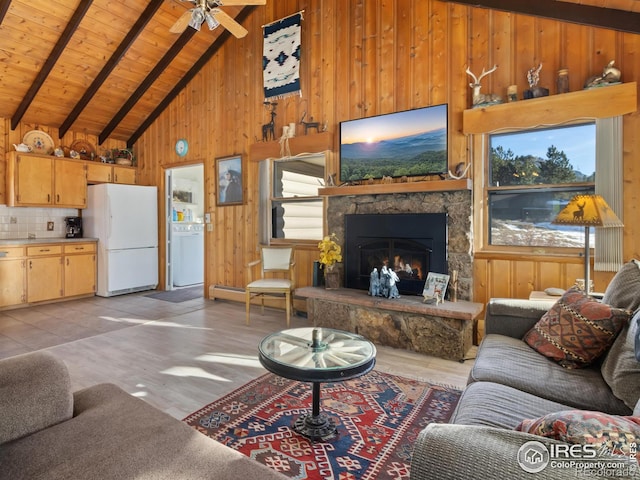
[86,162,137,185]
[6,152,87,208]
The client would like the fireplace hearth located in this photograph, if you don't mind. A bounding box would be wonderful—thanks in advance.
[344,213,448,295]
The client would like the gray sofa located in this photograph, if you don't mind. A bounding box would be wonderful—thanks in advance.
[411,260,640,480]
[0,351,287,480]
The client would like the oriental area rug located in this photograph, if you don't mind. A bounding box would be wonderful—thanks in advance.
[183,370,461,480]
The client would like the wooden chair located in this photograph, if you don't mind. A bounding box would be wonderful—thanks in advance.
[245,246,295,327]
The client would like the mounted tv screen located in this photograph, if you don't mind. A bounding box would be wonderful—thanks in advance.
[339,104,448,183]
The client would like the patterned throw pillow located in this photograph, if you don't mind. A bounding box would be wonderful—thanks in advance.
[523,287,630,368]
[516,410,640,458]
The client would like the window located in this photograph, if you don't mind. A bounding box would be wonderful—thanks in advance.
[270,154,325,240]
[488,123,596,248]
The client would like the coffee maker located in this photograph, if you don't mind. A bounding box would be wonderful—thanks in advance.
[65,216,83,238]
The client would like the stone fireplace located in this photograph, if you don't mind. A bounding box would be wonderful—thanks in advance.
[344,213,448,295]
[327,188,473,300]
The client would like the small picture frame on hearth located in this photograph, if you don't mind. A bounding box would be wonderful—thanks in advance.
[422,272,450,301]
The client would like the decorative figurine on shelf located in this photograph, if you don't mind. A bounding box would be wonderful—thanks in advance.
[524,64,549,99]
[380,266,391,298]
[448,161,470,180]
[388,269,401,299]
[369,268,380,297]
[262,101,277,141]
[299,111,320,134]
[584,60,622,89]
[465,64,503,108]
[434,289,443,305]
[450,270,459,303]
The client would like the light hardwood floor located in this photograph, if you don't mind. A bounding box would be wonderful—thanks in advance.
[0,290,475,419]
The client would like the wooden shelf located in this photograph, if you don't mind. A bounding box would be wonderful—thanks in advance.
[318,178,472,196]
[463,81,637,134]
[249,131,334,162]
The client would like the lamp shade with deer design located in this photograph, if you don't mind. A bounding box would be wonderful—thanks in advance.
[551,194,623,293]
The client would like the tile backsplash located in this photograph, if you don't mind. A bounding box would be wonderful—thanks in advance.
[0,205,79,240]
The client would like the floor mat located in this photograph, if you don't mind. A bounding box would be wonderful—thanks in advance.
[183,370,461,480]
[145,286,203,303]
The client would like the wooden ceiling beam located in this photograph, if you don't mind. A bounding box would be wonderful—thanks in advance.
[0,0,11,25]
[126,6,258,147]
[98,28,197,145]
[443,0,640,35]
[58,0,164,139]
[11,0,93,130]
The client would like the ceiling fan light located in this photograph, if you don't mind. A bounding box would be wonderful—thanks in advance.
[189,9,205,31]
[205,12,220,30]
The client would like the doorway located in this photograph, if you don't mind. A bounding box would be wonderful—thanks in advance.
[165,164,205,290]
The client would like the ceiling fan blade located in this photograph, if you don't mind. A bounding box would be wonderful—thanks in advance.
[213,1,266,5]
[213,9,248,38]
[170,10,193,33]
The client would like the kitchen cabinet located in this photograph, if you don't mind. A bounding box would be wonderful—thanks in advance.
[0,247,26,307]
[113,165,136,184]
[26,245,63,303]
[6,152,87,208]
[0,241,98,309]
[63,243,96,297]
[86,162,137,185]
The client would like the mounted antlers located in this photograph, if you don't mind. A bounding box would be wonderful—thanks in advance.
[465,64,502,107]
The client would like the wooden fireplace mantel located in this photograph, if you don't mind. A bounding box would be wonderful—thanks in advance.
[319,178,472,197]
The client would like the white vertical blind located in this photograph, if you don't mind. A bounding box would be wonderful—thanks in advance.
[595,116,624,272]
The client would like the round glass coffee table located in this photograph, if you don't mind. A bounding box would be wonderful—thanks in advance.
[258,327,376,440]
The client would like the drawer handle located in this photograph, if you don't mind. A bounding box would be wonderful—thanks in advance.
[39,249,50,252]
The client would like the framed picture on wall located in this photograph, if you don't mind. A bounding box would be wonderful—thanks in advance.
[216,155,243,206]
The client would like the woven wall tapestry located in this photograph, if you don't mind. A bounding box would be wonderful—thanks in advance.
[263,12,302,101]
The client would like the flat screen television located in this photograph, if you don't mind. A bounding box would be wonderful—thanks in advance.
[339,104,448,183]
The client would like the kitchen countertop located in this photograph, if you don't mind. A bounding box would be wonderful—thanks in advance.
[0,237,98,246]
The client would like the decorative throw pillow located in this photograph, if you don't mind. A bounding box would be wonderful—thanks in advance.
[516,410,640,458]
[601,310,640,409]
[602,259,640,312]
[523,287,630,368]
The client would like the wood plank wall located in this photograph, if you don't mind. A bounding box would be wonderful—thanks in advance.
[134,0,639,310]
[2,1,638,324]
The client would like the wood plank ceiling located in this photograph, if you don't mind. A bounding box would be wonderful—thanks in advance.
[0,0,638,148]
[0,0,260,146]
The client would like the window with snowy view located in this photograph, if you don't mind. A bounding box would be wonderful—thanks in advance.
[488,123,596,248]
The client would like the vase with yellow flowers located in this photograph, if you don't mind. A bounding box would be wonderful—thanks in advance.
[318,233,342,289]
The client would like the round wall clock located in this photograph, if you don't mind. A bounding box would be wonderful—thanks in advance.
[175,139,188,156]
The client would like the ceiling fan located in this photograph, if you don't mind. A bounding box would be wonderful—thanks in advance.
[170,0,266,38]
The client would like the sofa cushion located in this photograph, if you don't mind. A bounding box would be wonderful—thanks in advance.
[601,310,640,410]
[470,334,631,415]
[0,383,287,480]
[523,287,629,368]
[0,351,73,444]
[451,381,572,429]
[602,259,640,312]
[516,410,640,457]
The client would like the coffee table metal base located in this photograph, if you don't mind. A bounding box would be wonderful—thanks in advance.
[293,412,336,440]
[292,381,336,441]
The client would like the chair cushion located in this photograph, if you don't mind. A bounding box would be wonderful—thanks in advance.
[516,410,640,457]
[601,310,640,410]
[247,278,291,289]
[602,259,640,312]
[523,287,630,369]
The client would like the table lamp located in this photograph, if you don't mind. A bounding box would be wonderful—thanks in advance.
[551,194,623,293]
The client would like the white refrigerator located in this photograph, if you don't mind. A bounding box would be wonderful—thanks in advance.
[84,184,158,297]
